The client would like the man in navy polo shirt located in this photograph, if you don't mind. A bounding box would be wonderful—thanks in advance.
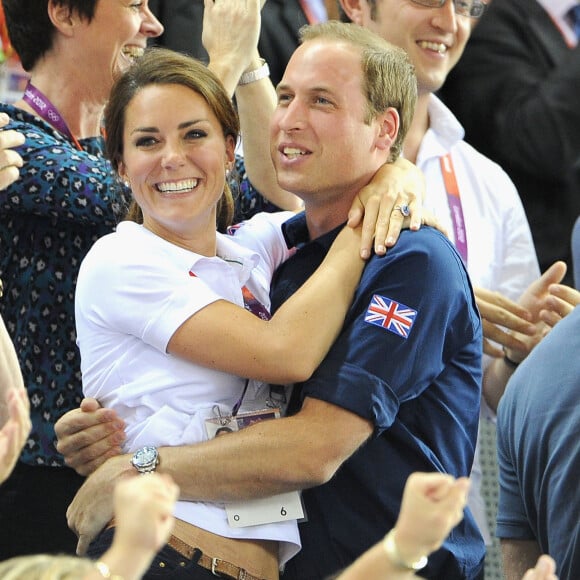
[58,21,484,580]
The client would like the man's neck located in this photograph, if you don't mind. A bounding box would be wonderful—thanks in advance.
[402,93,431,164]
[303,195,355,240]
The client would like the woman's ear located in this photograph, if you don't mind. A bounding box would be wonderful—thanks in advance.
[118,161,129,187]
[225,135,236,166]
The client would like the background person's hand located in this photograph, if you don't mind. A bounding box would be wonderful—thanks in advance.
[502,261,568,364]
[474,287,536,358]
[521,555,558,580]
[393,472,470,566]
[202,0,263,95]
[475,261,573,361]
[113,473,179,555]
[538,283,579,328]
[67,453,133,556]
[0,387,31,484]
[82,474,179,580]
[0,113,25,191]
[0,312,30,483]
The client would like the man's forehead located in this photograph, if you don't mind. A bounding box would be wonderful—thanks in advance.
[296,37,362,61]
[283,40,363,85]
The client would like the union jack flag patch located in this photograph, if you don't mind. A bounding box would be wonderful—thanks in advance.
[364,294,417,339]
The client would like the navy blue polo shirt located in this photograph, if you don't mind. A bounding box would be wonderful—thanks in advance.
[272,214,485,580]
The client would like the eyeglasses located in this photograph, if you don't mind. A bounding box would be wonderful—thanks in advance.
[410,0,488,19]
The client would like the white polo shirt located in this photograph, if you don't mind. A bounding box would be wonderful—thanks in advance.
[75,211,300,564]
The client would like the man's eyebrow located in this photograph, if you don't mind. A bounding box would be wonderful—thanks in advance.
[276,82,292,93]
[309,87,335,95]
[276,83,336,96]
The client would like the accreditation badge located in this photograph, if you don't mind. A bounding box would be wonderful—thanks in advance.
[205,407,305,527]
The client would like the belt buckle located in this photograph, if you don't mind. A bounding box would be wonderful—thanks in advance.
[211,557,221,576]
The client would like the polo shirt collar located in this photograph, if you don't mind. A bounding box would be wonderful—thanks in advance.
[281,211,345,251]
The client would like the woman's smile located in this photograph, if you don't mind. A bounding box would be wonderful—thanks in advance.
[155,178,200,194]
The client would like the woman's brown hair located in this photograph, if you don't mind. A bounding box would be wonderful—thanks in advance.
[105,47,240,231]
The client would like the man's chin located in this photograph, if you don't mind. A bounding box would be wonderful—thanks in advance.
[276,176,308,197]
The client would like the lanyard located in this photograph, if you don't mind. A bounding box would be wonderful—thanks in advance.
[241,285,271,321]
[439,153,468,265]
[189,269,271,320]
[234,285,271,415]
[23,80,84,151]
[299,0,323,23]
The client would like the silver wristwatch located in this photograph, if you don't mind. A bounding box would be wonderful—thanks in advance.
[131,445,159,474]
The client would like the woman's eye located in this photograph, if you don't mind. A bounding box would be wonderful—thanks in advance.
[134,136,157,148]
[185,129,207,140]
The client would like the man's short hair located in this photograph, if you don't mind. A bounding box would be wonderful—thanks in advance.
[299,21,417,161]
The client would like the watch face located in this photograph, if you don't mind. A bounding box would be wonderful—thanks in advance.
[132,446,158,471]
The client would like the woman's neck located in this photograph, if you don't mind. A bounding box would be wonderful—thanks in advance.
[16,63,106,140]
[142,217,219,258]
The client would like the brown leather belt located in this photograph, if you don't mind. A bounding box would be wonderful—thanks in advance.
[106,518,274,580]
[167,534,268,580]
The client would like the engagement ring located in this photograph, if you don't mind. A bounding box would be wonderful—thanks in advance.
[395,204,411,217]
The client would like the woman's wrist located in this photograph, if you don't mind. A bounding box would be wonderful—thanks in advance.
[94,561,124,580]
[96,542,154,580]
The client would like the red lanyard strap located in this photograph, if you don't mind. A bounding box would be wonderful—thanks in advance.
[440,153,468,265]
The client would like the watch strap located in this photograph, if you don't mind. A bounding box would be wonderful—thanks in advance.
[238,59,270,86]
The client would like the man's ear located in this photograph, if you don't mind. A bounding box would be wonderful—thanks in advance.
[339,0,366,25]
[376,108,400,151]
[47,0,77,38]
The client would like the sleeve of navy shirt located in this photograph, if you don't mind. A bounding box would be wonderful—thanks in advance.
[302,226,482,472]
[282,226,484,580]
